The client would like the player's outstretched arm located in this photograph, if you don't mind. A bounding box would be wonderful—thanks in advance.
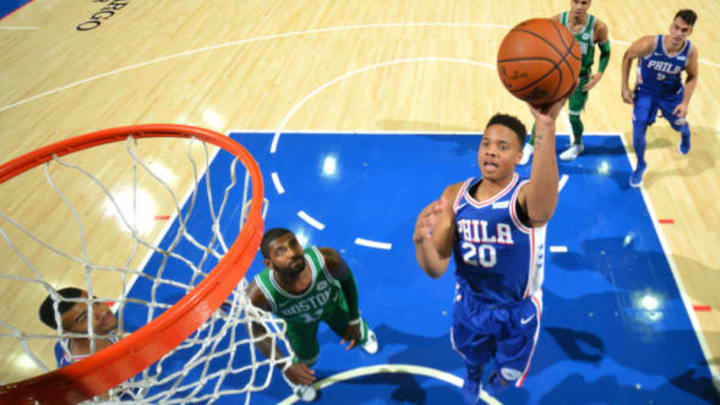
[246,281,316,385]
[674,46,699,118]
[413,184,459,278]
[621,35,655,103]
[518,98,567,227]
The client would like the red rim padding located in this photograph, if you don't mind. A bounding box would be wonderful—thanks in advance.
[0,124,264,405]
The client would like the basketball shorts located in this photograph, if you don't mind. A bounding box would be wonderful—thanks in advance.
[450,280,542,387]
[633,90,687,130]
[285,293,369,365]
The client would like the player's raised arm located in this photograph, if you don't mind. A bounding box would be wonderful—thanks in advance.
[246,281,316,385]
[518,98,567,227]
[413,184,460,278]
[621,35,656,104]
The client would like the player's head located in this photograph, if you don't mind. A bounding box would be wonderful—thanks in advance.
[669,9,696,46]
[261,228,306,276]
[569,0,591,19]
[479,114,526,180]
[39,287,117,335]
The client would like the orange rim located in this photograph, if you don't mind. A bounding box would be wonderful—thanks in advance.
[0,124,264,404]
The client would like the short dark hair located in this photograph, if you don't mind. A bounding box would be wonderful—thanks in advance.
[485,113,527,146]
[675,9,697,26]
[39,287,84,330]
[260,228,293,258]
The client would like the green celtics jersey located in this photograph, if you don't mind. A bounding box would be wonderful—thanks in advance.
[255,246,342,325]
[559,11,596,76]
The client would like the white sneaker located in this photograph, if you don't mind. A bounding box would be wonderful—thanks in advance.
[519,142,533,165]
[283,372,317,402]
[293,384,317,402]
[559,143,584,161]
[361,328,378,354]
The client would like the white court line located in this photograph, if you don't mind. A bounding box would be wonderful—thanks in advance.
[549,246,568,253]
[0,22,508,114]
[270,57,496,153]
[354,238,392,250]
[617,131,720,383]
[2,24,718,114]
[271,172,285,194]
[558,174,569,192]
[0,26,38,30]
[277,363,502,405]
[297,210,325,230]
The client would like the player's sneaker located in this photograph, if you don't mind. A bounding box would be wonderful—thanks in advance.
[679,135,690,155]
[283,373,317,402]
[292,384,317,402]
[461,367,483,404]
[559,143,584,161]
[519,142,534,165]
[629,163,647,188]
[361,328,378,354]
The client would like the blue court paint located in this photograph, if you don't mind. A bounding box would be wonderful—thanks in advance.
[125,132,716,404]
[0,0,32,20]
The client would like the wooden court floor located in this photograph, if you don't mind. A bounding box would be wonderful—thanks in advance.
[1,0,719,390]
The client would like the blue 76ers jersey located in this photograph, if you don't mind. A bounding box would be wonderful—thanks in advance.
[637,35,691,96]
[452,174,546,304]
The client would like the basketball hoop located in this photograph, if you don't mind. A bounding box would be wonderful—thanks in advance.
[0,125,291,404]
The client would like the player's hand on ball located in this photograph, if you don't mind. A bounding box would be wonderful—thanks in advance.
[284,363,316,385]
[413,198,447,243]
[528,96,568,123]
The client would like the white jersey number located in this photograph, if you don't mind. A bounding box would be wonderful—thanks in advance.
[461,241,497,268]
[299,309,323,323]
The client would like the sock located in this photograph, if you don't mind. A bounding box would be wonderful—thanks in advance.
[633,120,648,168]
[569,114,584,145]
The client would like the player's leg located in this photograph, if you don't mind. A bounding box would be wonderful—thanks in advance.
[452,283,495,404]
[657,93,691,155]
[283,322,321,401]
[325,293,378,354]
[486,293,542,397]
[559,78,590,161]
[630,93,655,187]
[451,315,494,404]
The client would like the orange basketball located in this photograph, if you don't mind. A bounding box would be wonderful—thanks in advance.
[497,18,581,106]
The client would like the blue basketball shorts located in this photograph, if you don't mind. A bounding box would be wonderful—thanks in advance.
[633,90,688,131]
[450,280,542,387]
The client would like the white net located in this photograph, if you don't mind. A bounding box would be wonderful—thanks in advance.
[0,129,293,404]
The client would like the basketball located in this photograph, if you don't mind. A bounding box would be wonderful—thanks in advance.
[497,18,582,105]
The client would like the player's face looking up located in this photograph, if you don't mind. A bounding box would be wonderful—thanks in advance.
[668,17,693,47]
[60,291,118,335]
[570,0,591,19]
[478,124,522,180]
[265,233,307,276]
